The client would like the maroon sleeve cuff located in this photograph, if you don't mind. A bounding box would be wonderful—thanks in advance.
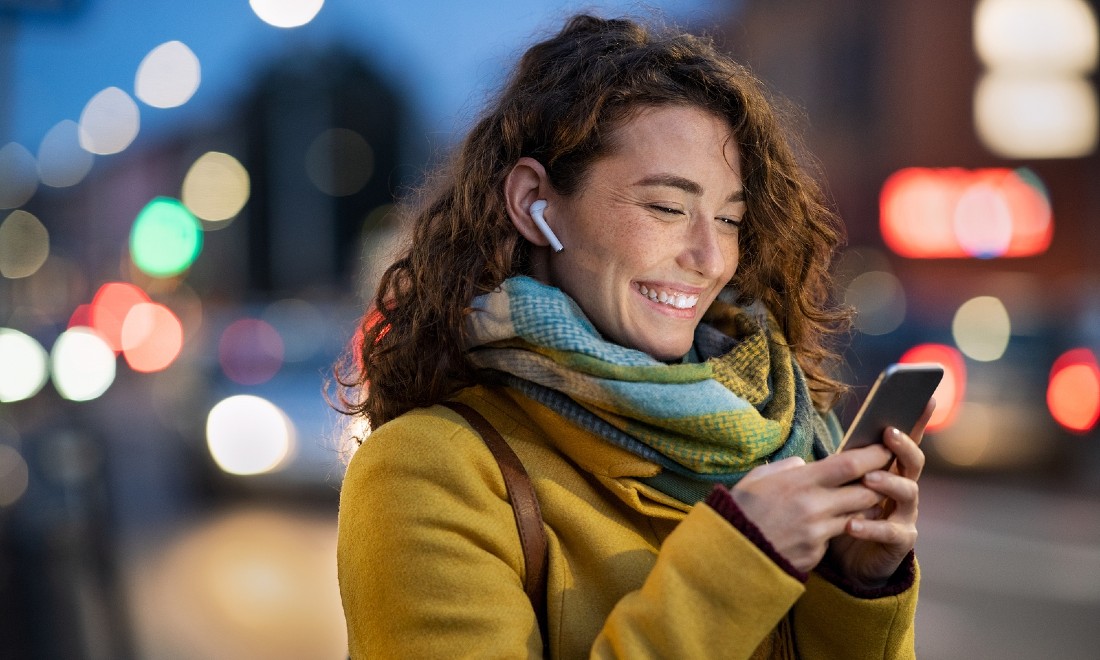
[814,549,917,599]
[704,485,809,583]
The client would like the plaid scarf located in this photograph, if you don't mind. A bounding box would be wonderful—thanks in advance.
[465,276,833,503]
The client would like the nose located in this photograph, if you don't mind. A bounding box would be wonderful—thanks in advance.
[678,214,732,281]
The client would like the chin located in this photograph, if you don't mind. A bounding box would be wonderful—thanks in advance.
[643,342,691,363]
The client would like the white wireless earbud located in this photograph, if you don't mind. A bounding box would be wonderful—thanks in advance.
[529,199,564,253]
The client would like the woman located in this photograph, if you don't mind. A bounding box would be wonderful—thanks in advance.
[336,14,930,659]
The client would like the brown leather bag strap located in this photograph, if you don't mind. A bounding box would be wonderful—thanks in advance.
[440,401,549,641]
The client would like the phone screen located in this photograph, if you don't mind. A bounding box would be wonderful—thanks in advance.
[838,363,944,452]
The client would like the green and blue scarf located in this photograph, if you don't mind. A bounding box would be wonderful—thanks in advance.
[465,276,835,503]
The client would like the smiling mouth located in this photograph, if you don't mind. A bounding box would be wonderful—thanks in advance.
[637,284,700,310]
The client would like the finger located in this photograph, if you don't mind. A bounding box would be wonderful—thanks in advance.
[862,470,919,518]
[908,398,936,445]
[883,428,926,481]
[813,444,894,486]
[738,456,805,486]
[814,483,886,519]
[847,518,916,551]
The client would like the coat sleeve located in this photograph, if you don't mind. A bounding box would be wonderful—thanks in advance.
[591,503,805,658]
[790,561,919,659]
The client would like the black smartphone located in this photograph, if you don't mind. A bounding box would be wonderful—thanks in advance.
[838,363,944,452]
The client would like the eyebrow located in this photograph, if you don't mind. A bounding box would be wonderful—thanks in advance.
[633,174,745,203]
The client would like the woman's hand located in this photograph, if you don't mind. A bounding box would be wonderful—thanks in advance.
[823,400,935,587]
[729,400,934,579]
[729,442,897,574]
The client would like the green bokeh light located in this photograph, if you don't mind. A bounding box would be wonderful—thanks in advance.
[130,197,202,277]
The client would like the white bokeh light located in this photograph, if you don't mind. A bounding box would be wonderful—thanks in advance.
[975,73,1098,158]
[250,0,325,28]
[975,0,1098,72]
[953,296,1012,362]
[135,41,202,109]
[79,87,141,155]
[0,329,49,402]
[50,327,117,401]
[206,395,295,476]
[181,151,250,222]
[38,120,95,188]
[0,142,39,209]
[845,270,907,336]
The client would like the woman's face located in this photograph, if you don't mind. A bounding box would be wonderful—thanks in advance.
[543,105,745,361]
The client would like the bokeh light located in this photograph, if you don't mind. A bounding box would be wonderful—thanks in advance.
[0,328,49,402]
[121,302,184,373]
[181,152,250,223]
[880,167,1052,258]
[1047,348,1100,433]
[91,282,151,352]
[0,142,39,209]
[974,0,1099,158]
[952,296,1012,361]
[0,444,29,507]
[206,395,295,475]
[218,318,284,385]
[305,128,374,197]
[975,73,1098,159]
[130,197,203,277]
[250,0,325,28]
[931,402,997,467]
[37,120,95,188]
[79,87,141,155]
[844,270,906,336]
[975,0,1098,72]
[953,182,1013,257]
[900,343,967,431]
[127,508,347,658]
[51,327,117,401]
[0,210,50,279]
[135,41,202,109]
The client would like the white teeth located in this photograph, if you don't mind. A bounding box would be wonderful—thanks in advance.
[637,285,699,309]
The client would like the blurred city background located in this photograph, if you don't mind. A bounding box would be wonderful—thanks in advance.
[1,0,1098,658]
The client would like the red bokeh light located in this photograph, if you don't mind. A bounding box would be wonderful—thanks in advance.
[90,282,151,353]
[880,167,1052,259]
[121,302,184,373]
[68,304,93,329]
[899,343,967,432]
[1047,348,1100,433]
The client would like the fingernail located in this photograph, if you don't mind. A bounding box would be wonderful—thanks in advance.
[865,471,883,482]
[850,520,864,532]
[889,427,903,442]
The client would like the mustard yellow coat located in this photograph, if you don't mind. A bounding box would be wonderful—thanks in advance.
[337,385,918,658]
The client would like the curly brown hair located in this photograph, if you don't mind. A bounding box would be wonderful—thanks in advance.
[336,14,851,432]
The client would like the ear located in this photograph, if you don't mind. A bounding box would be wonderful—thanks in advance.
[504,157,557,248]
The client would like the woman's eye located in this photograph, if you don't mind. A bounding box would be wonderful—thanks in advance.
[649,205,683,215]
[716,216,742,233]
